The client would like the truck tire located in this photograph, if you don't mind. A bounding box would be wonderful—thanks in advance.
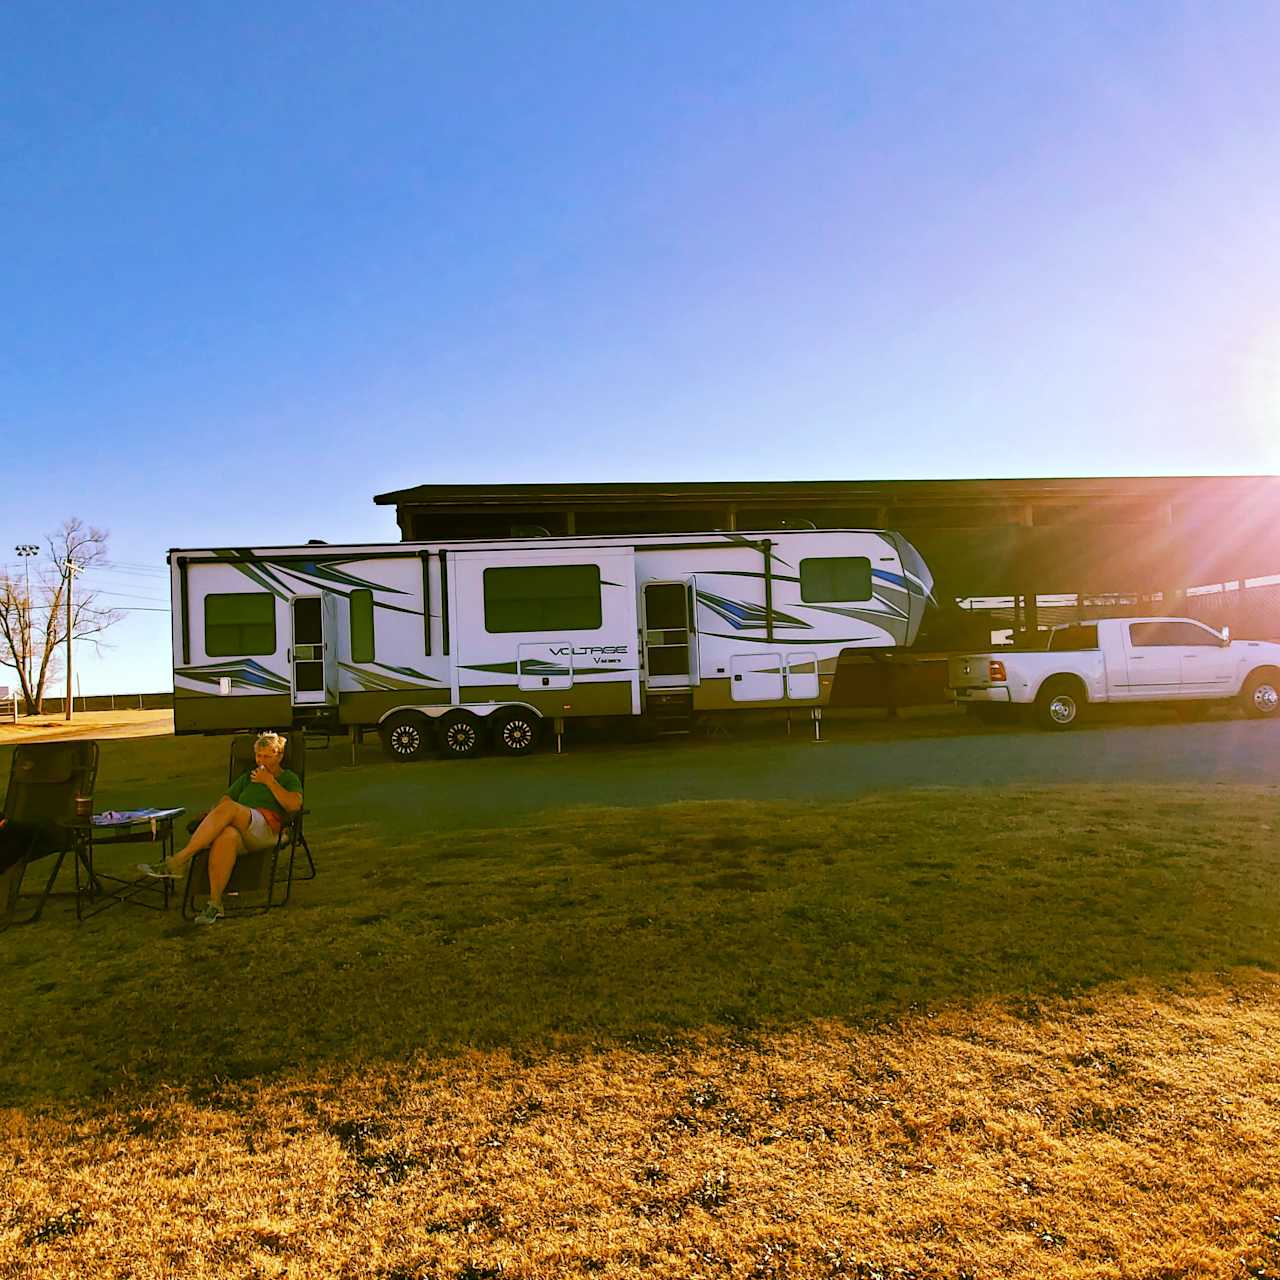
[1034,678,1085,730]
[492,708,541,756]
[380,710,432,761]
[437,710,485,758]
[1240,670,1280,720]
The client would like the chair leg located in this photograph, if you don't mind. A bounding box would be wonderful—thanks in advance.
[294,831,316,880]
[5,848,72,926]
[180,856,199,920]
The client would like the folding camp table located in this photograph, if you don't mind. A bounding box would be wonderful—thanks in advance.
[73,808,185,920]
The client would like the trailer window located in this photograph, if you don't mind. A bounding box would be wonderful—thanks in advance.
[484,564,602,633]
[350,589,375,663]
[799,556,872,603]
[205,592,276,656]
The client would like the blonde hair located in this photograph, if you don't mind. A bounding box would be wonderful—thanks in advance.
[254,732,287,755]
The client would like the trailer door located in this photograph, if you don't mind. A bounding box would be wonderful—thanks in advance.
[643,580,697,689]
[290,594,337,706]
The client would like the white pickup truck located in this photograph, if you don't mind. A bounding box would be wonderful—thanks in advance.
[947,616,1280,729]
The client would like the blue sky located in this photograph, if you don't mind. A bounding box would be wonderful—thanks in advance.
[3,2,1280,694]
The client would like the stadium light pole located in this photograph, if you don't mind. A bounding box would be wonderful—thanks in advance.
[14,544,38,703]
[63,557,80,721]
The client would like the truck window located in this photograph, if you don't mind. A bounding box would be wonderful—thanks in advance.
[483,564,602,633]
[1130,621,1220,647]
[1047,624,1098,651]
[205,592,276,657]
[798,556,872,602]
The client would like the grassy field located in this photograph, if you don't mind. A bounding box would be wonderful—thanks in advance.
[2,732,1279,1277]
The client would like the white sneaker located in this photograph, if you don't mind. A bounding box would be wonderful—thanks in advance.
[138,861,179,880]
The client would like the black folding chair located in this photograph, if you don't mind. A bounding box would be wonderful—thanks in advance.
[181,733,314,919]
[0,741,99,929]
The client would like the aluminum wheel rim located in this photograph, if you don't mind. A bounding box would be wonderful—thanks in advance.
[391,725,420,755]
[1254,683,1279,713]
[1049,696,1076,724]
[504,721,532,749]
[447,725,476,751]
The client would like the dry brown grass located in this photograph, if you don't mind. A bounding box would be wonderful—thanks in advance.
[0,710,174,745]
[4,970,1278,1279]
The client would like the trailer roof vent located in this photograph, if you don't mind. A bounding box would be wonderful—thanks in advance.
[306,539,329,545]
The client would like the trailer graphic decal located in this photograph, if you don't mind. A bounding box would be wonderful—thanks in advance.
[695,589,808,631]
[213,551,423,618]
[700,631,879,646]
[461,660,637,677]
[175,658,291,694]
[337,661,444,692]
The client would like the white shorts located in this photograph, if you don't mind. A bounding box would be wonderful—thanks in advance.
[242,808,281,852]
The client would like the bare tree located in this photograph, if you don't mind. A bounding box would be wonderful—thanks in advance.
[0,519,126,715]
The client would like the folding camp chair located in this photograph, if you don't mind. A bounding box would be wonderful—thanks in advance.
[181,733,314,919]
[0,741,99,928]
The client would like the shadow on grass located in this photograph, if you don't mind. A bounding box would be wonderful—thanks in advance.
[3,781,1278,1109]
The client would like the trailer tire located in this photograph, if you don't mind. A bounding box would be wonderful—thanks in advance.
[380,711,432,762]
[1034,678,1085,730]
[491,708,540,756]
[1240,669,1280,719]
[438,710,485,759]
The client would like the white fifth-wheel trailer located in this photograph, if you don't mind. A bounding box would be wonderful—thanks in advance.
[168,529,933,759]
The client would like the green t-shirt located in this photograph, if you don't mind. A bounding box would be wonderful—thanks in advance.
[228,768,302,819]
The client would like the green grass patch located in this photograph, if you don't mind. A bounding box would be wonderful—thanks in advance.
[2,734,1278,1109]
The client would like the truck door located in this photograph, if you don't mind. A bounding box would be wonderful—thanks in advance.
[1164,620,1233,693]
[1123,621,1192,696]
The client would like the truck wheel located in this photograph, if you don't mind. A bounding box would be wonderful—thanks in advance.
[380,711,432,761]
[1240,671,1280,719]
[492,708,541,756]
[1034,679,1084,730]
[438,710,484,758]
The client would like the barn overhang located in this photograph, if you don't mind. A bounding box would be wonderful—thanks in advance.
[373,476,1280,599]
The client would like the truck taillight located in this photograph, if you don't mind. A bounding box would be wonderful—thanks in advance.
[988,660,1007,682]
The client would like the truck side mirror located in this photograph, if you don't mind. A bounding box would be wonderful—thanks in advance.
[1221,625,1231,645]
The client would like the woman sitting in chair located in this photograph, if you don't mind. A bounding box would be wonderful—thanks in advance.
[139,731,302,925]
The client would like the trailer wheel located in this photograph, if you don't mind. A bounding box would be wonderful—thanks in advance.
[380,711,432,761]
[1240,670,1280,719]
[1034,678,1084,730]
[438,710,484,759]
[492,709,541,757]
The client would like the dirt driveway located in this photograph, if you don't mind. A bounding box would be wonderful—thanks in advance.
[0,710,175,744]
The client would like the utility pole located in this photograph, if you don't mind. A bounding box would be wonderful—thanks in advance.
[64,557,79,722]
[14,544,38,707]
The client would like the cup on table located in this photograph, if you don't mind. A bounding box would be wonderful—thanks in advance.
[74,796,93,821]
